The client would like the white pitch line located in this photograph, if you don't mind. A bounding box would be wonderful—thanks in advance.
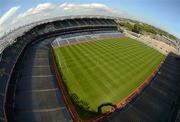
[32,65,49,68]
[17,107,66,112]
[21,88,59,93]
[31,75,54,78]
[35,57,48,60]
[36,52,48,55]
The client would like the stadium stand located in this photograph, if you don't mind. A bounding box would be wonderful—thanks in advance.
[51,32,124,48]
[0,16,120,121]
[0,37,30,121]
[0,15,179,122]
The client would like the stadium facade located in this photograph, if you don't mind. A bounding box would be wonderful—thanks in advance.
[0,15,180,122]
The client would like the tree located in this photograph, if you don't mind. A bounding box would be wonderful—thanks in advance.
[132,23,141,33]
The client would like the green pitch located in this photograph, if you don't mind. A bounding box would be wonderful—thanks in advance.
[53,37,164,119]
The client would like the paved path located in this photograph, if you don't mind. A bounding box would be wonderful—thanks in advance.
[13,38,72,122]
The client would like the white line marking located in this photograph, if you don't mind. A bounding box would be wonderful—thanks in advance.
[31,75,54,78]
[32,65,49,68]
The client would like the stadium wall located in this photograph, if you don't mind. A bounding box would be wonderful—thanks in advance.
[2,16,176,122]
[2,18,118,121]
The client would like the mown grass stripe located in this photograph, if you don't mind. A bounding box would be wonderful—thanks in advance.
[54,37,164,114]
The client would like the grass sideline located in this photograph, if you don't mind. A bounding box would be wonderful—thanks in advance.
[53,37,164,119]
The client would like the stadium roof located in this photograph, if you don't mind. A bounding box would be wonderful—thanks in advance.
[0,15,121,54]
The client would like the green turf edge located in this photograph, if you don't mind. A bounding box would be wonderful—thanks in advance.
[53,49,101,120]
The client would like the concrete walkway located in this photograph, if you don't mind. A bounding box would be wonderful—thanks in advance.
[13,38,72,122]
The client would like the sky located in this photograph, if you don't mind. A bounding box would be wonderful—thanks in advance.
[0,0,179,39]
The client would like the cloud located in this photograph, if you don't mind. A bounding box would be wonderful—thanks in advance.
[59,3,119,14]
[17,3,55,19]
[0,6,20,26]
[0,2,127,38]
[0,6,20,38]
[12,2,123,25]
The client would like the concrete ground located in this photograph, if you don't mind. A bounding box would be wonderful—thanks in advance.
[125,32,177,55]
[13,38,72,122]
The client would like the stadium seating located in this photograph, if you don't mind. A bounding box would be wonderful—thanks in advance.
[0,17,120,121]
[0,16,179,122]
[51,31,125,48]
